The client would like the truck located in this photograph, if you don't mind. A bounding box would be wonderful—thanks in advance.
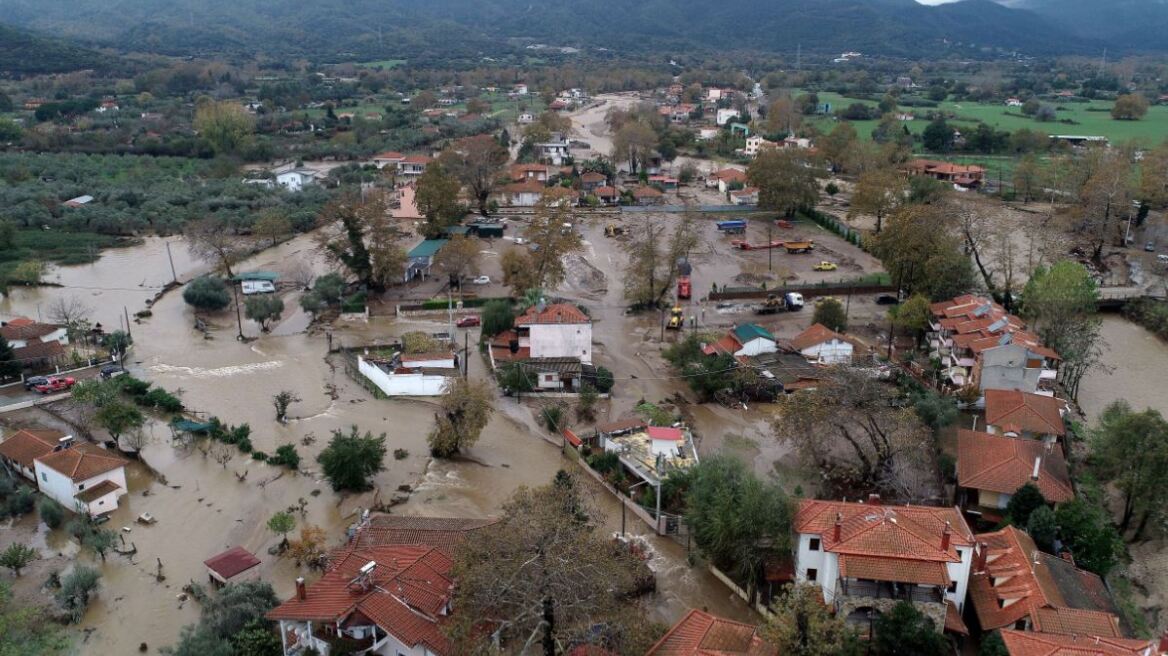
[753,292,804,315]
[784,240,814,254]
[677,276,692,300]
[716,219,747,235]
[666,305,685,330]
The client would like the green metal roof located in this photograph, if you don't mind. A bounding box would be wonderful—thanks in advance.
[232,271,279,281]
[733,323,774,343]
[407,239,448,258]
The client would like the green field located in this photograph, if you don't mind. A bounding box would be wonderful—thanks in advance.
[803,91,1168,146]
[354,59,406,69]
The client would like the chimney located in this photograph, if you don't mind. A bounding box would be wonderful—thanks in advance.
[1060,550,1076,566]
[1032,456,1042,481]
[941,521,952,551]
[833,512,842,542]
[295,577,306,601]
[975,541,988,572]
[867,493,881,505]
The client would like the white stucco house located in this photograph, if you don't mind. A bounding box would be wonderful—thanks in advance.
[514,302,592,364]
[357,350,456,397]
[793,498,975,634]
[34,441,129,516]
[0,318,69,349]
[275,169,320,192]
[536,133,571,166]
[716,108,740,126]
[0,428,66,482]
[701,324,777,358]
[790,323,857,365]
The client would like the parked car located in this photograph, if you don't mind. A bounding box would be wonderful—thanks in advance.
[1158,254,1168,263]
[876,295,900,305]
[456,315,481,328]
[1146,241,1156,252]
[472,275,491,285]
[34,376,76,394]
[100,365,126,379]
[23,375,49,391]
[813,261,838,271]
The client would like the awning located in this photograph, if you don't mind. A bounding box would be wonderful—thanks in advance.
[838,555,951,586]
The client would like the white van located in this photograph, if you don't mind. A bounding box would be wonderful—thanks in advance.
[241,280,277,295]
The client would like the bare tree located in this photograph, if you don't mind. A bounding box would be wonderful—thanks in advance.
[210,443,234,469]
[287,261,316,291]
[47,296,94,336]
[186,218,249,277]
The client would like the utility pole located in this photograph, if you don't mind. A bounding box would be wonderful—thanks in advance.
[165,241,178,284]
[767,222,773,272]
[232,283,244,341]
[123,306,133,340]
[463,332,469,378]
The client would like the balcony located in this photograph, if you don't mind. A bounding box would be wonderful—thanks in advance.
[839,578,945,605]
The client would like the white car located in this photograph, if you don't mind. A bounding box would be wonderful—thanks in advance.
[472,275,491,285]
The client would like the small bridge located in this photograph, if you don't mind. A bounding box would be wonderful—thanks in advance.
[1097,286,1149,310]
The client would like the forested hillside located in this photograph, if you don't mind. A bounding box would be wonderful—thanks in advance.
[0,25,118,75]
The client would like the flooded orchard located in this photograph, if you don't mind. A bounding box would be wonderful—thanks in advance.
[1,227,756,654]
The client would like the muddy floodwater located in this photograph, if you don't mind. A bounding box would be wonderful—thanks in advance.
[0,228,760,654]
[1079,315,1168,420]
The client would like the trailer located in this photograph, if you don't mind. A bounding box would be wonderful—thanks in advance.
[716,219,747,235]
[784,240,815,254]
[734,239,784,251]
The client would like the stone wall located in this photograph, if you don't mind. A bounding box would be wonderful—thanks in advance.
[836,596,946,633]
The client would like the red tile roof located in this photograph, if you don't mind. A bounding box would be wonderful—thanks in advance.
[790,323,847,352]
[0,319,60,341]
[944,602,969,635]
[504,179,546,194]
[268,545,454,654]
[985,390,1066,437]
[594,185,619,198]
[712,169,748,183]
[580,171,606,182]
[957,430,1073,503]
[352,515,496,552]
[838,554,951,585]
[74,479,122,503]
[633,185,664,198]
[374,151,404,160]
[515,303,589,326]
[1000,630,1153,656]
[795,500,973,566]
[701,333,742,356]
[402,155,432,164]
[36,443,128,482]
[646,426,684,442]
[646,609,775,656]
[968,526,1121,636]
[0,428,63,469]
[204,546,261,579]
[14,340,66,362]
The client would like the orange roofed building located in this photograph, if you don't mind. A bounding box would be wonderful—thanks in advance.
[968,526,1125,637]
[984,389,1067,442]
[1000,629,1161,656]
[957,429,1073,521]
[645,609,776,656]
[904,159,986,188]
[793,497,975,636]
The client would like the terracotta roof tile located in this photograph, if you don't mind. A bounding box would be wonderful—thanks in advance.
[35,443,127,482]
[204,546,261,579]
[646,609,775,656]
[957,430,1073,502]
[790,323,847,352]
[999,629,1150,656]
[646,426,684,442]
[515,303,589,326]
[0,428,62,469]
[985,390,1066,436]
[14,340,66,362]
[0,320,60,341]
[794,500,973,563]
[838,554,951,585]
[74,479,122,503]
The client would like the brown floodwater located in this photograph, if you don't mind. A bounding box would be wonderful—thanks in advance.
[1078,314,1168,420]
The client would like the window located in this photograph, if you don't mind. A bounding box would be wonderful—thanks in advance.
[41,472,47,482]
[806,568,818,582]
[78,483,85,491]
[809,538,821,551]
[947,580,958,593]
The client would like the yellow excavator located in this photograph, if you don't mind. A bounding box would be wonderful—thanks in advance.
[666,304,684,330]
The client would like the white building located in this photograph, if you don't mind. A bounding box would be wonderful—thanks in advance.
[0,428,66,482]
[696,127,720,141]
[790,323,856,365]
[357,351,455,397]
[716,108,740,126]
[0,318,69,349]
[515,302,593,364]
[536,133,571,165]
[793,498,975,632]
[275,169,319,192]
[34,441,129,516]
[371,151,405,169]
[744,135,776,157]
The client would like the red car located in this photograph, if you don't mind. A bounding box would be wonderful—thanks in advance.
[34,376,76,394]
[456,315,481,328]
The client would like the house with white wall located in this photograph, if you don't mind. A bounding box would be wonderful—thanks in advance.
[34,441,129,516]
[956,429,1073,519]
[514,303,592,364]
[716,108,740,126]
[984,389,1066,443]
[0,428,64,482]
[357,350,455,397]
[0,318,69,349]
[789,323,856,365]
[702,324,777,358]
[275,169,320,192]
[371,151,405,169]
[793,498,975,635]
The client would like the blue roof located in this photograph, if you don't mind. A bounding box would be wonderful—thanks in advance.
[407,239,448,258]
[733,323,774,343]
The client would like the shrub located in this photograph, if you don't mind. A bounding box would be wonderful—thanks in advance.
[251,451,269,462]
[5,487,35,517]
[593,366,615,393]
[144,387,184,412]
[55,565,101,623]
[393,448,409,460]
[182,276,231,311]
[540,404,565,432]
[271,444,300,469]
[38,498,64,529]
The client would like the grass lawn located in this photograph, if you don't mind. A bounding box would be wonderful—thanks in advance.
[0,229,127,282]
[803,91,1168,145]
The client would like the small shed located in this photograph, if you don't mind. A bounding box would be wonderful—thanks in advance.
[468,221,506,238]
[204,546,261,587]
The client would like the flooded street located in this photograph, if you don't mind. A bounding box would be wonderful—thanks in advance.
[1078,314,1168,420]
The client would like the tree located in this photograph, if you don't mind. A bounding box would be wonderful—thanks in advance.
[480,300,515,338]
[0,543,37,576]
[84,528,117,562]
[55,565,101,623]
[9,260,46,285]
[401,331,444,354]
[317,426,387,491]
[447,472,652,655]
[922,117,954,153]
[812,299,847,332]
[46,296,93,343]
[766,97,802,135]
[762,584,862,656]
[432,235,481,288]
[267,512,296,549]
[441,135,509,215]
[748,149,819,217]
[612,121,658,173]
[0,335,19,379]
[500,250,539,296]
[194,101,254,155]
[252,212,292,247]
[1090,400,1168,536]
[873,205,975,301]
[523,189,585,290]
[686,456,794,584]
[414,162,463,238]
[317,194,406,289]
[244,296,284,331]
[231,618,283,656]
[774,367,933,495]
[428,378,495,457]
[272,391,300,423]
[183,276,232,312]
[287,525,329,568]
[871,602,948,656]
[1013,154,1041,202]
[1027,505,1059,552]
[94,400,144,443]
[186,218,247,277]
[0,580,69,655]
[594,366,614,393]
[1055,499,1124,576]
[623,214,698,308]
[38,498,64,529]
[1021,261,1101,399]
[1111,94,1149,120]
[890,293,931,348]
[849,168,905,233]
[1005,482,1047,527]
[577,384,599,421]
[1076,146,1135,261]
[165,582,281,656]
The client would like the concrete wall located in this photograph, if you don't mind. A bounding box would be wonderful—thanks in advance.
[529,323,592,364]
[358,356,450,397]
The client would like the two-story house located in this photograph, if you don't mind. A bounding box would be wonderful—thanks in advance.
[793,498,975,636]
[514,302,593,364]
[928,295,1027,388]
[984,389,1067,443]
[397,155,432,177]
[34,440,129,516]
[646,609,775,656]
[956,429,1073,522]
[536,133,571,165]
[371,151,405,170]
[974,337,1060,398]
[969,526,1125,637]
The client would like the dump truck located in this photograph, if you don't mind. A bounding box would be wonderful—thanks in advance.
[784,240,814,254]
[753,292,804,315]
